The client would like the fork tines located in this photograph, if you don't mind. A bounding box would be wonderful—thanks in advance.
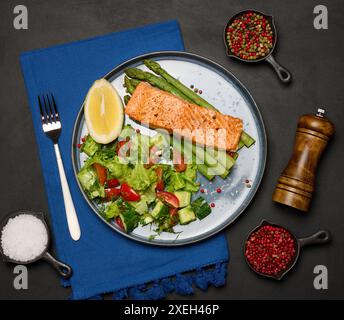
[38,94,60,124]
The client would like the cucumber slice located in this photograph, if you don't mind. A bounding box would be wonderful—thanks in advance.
[130,199,148,215]
[174,191,191,208]
[151,200,169,220]
[191,197,211,220]
[119,207,139,233]
[141,214,154,225]
[178,205,196,225]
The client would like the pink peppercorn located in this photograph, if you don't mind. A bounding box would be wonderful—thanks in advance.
[245,225,296,276]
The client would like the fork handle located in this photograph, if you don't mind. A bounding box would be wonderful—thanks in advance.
[54,144,81,241]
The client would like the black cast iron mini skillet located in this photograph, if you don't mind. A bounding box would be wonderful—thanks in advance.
[224,9,292,84]
[0,210,72,279]
[244,220,330,280]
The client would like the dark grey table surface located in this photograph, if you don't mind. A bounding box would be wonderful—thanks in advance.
[0,0,343,300]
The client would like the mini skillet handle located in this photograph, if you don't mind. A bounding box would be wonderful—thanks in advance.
[42,252,73,279]
[298,230,331,248]
[266,54,292,84]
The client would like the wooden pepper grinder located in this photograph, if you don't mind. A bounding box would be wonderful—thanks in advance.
[272,109,335,212]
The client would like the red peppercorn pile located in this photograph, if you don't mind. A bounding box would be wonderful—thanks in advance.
[245,225,296,276]
[226,11,274,60]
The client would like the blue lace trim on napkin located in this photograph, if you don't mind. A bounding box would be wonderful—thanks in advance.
[85,262,227,300]
[62,261,227,300]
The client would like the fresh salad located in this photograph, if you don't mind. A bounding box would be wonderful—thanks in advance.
[77,125,212,235]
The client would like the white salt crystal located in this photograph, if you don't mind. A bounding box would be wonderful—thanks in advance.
[1,214,48,262]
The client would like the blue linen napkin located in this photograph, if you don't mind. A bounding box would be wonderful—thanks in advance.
[20,20,229,300]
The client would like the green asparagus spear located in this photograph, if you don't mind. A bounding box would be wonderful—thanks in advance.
[214,149,235,171]
[191,143,217,167]
[143,59,256,148]
[197,164,215,180]
[124,68,193,103]
[240,131,255,148]
[124,76,135,95]
[123,95,130,105]
[143,59,214,109]
[237,140,245,150]
[221,152,239,179]
[129,77,141,88]
[183,139,228,176]
[231,152,239,160]
[173,137,217,180]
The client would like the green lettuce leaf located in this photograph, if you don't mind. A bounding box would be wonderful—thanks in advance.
[80,135,101,157]
[77,166,105,199]
[104,201,121,219]
[124,164,157,191]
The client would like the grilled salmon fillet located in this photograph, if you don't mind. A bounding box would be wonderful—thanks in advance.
[125,82,243,151]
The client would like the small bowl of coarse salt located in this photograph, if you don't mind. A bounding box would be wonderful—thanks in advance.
[0,210,72,278]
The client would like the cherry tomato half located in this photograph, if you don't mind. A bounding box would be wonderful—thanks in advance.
[116,140,131,157]
[174,162,187,173]
[107,178,119,188]
[93,163,107,186]
[155,167,164,191]
[105,187,121,201]
[115,216,125,230]
[169,207,179,226]
[120,183,141,202]
[155,167,163,179]
[156,180,165,191]
[156,191,179,208]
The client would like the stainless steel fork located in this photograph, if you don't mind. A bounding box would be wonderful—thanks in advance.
[38,94,81,241]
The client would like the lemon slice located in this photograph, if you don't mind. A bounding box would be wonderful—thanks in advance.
[84,79,124,144]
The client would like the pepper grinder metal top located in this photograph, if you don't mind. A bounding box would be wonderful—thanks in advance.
[272,108,335,212]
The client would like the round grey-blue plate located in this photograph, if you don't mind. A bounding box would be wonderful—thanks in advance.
[71,51,267,246]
